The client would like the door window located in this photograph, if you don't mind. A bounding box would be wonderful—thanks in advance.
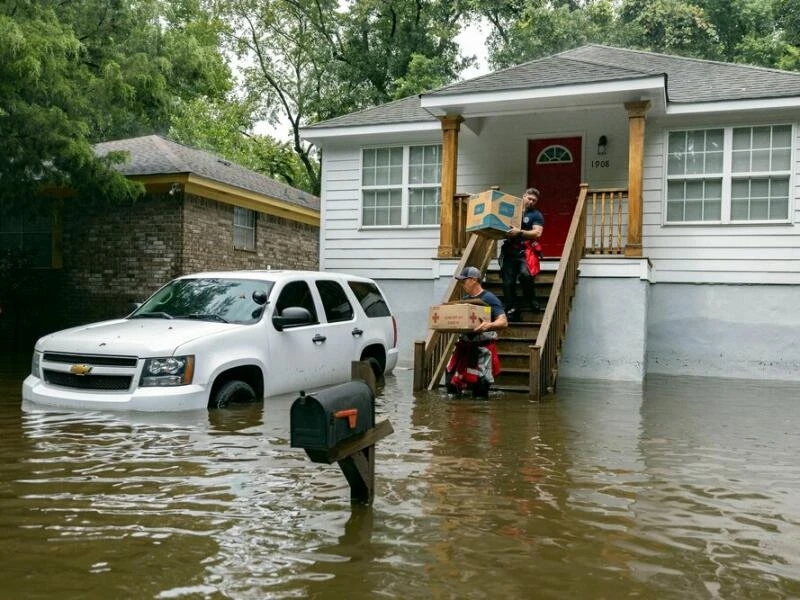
[316,280,354,323]
[275,280,318,324]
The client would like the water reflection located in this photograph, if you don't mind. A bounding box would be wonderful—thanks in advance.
[0,369,799,598]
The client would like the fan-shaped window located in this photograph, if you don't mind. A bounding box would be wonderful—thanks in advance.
[536,145,573,164]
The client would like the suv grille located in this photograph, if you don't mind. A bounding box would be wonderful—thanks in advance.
[43,370,133,391]
[42,353,138,367]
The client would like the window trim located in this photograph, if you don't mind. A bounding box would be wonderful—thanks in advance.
[359,143,442,229]
[662,123,795,226]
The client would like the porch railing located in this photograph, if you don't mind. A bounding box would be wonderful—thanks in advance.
[530,183,588,399]
[586,188,628,255]
[413,233,497,392]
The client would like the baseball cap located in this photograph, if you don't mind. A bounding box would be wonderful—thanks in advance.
[455,266,482,280]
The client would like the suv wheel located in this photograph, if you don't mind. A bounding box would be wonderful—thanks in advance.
[211,380,256,409]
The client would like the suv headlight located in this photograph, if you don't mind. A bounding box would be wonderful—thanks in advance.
[31,350,41,378]
[140,355,195,387]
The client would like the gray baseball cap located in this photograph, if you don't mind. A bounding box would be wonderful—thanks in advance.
[455,266,482,280]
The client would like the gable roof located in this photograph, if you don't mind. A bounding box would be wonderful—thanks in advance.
[94,135,319,212]
[304,44,800,131]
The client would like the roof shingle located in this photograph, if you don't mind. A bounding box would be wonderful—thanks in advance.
[94,135,319,211]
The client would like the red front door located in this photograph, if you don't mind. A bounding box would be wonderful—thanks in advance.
[527,137,582,257]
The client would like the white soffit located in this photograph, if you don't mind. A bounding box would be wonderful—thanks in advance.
[420,76,667,117]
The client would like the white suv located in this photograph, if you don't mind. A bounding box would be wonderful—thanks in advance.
[22,270,399,411]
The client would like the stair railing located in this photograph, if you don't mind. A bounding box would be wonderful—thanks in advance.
[530,183,588,400]
[413,233,497,391]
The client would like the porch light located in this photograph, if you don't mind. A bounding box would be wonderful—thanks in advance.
[597,135,608,155]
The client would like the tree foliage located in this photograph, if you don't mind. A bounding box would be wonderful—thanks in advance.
[169,96,315,192]
[0,0,230,204]
[217,0,470,195]
[470,0,800,71]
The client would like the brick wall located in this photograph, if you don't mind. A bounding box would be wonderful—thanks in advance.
[181,194,319,272]
[61,193,184,325]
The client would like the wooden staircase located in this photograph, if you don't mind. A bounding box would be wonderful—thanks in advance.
[413,183,588,400]
[481,269,555,393]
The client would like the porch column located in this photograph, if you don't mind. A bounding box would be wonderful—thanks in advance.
[437,115,463,259]
[624,100,651,257]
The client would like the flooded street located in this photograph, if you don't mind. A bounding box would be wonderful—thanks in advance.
[1,363,799,599]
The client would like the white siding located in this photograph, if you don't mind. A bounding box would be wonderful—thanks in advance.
[643,111,800,284]
[318,109,630,279]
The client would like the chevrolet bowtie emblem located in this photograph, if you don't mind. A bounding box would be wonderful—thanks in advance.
[70,364,93,376]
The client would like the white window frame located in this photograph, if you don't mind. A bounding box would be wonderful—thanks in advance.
[360,144,442,229]
[664,123,795,225]
[233,206,256,250]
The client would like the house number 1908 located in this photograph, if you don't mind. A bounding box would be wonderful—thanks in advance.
[591,160,610,168]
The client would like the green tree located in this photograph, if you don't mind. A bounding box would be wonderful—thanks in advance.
[0,0,231,205]
[169,96,316,192]
[219,0,470,195]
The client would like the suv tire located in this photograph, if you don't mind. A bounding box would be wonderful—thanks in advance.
[211,380,257,409]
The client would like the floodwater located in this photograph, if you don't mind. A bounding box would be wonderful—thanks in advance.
[1,363,799,599]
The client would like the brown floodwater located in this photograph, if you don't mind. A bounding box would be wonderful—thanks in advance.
[1,361,799,599]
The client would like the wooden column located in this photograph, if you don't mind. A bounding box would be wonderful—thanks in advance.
[437,115,463,258]
[624,101,651,257]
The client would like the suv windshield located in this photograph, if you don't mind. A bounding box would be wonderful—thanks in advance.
[131,278,274,325]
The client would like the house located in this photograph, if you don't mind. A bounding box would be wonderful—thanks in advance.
[1,135,320,348]
[301,44,800,385]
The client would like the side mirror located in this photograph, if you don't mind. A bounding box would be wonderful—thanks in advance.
[272,306,313,331]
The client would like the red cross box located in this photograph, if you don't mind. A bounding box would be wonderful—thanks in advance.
[428,303,492,332]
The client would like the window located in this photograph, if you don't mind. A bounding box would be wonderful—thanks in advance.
[275,280,317,325]
[666,125,792,223]
[537,145,573,164]
[361,144,442,227]
[347,280,391,317]
[233,206,256,250]
[316,280,354,323]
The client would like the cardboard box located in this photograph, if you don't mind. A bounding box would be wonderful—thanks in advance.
[428,303,492,332]
[465,189,523,239]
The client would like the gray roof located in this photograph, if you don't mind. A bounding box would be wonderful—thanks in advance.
[303,95,433,130]
[94,135,319,212]
[307,44,800,129]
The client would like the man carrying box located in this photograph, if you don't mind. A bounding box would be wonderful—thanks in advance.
[445,266,508,397]
[500,187,545,321]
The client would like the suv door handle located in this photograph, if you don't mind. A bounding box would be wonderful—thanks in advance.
[351,328,363,337]
[312,334,327,343]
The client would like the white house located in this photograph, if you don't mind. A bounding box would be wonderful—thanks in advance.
[301,44,800,385]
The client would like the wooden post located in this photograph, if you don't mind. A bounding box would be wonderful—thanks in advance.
[351,360,377,397]
[529,344,541,401]
[437,115,463,259]
[413,340,425,391]
[624,101,651,257]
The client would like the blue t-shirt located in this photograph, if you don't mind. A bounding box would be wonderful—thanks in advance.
[466,290,505,320]
[503,208,544,255]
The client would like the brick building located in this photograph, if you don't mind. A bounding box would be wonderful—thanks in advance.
[1,135,320,350]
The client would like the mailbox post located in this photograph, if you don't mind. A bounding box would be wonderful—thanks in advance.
[290,376,393,504]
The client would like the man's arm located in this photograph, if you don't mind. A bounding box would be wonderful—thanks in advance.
[474,312,508,332]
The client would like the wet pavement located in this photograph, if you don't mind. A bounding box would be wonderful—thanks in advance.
[1,362,799,599]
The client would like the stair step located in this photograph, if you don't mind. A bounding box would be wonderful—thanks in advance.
[494,368,532,387]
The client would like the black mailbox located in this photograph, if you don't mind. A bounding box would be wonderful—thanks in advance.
[291,380,375,462]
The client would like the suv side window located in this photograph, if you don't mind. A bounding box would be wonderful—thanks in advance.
[275,280,318,323]
[316,280,355,323]
[347,281,391,317]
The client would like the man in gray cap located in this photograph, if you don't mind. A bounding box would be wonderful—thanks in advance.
[446,266,508,396]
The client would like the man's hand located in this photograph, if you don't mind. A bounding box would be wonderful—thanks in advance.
[506,226,521,238]
[473,318,491,332]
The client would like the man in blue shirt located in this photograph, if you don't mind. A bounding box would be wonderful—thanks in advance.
[500,187,545,321]
[445,266,508,397]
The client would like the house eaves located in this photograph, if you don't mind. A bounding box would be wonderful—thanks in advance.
[94,135,320,225]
